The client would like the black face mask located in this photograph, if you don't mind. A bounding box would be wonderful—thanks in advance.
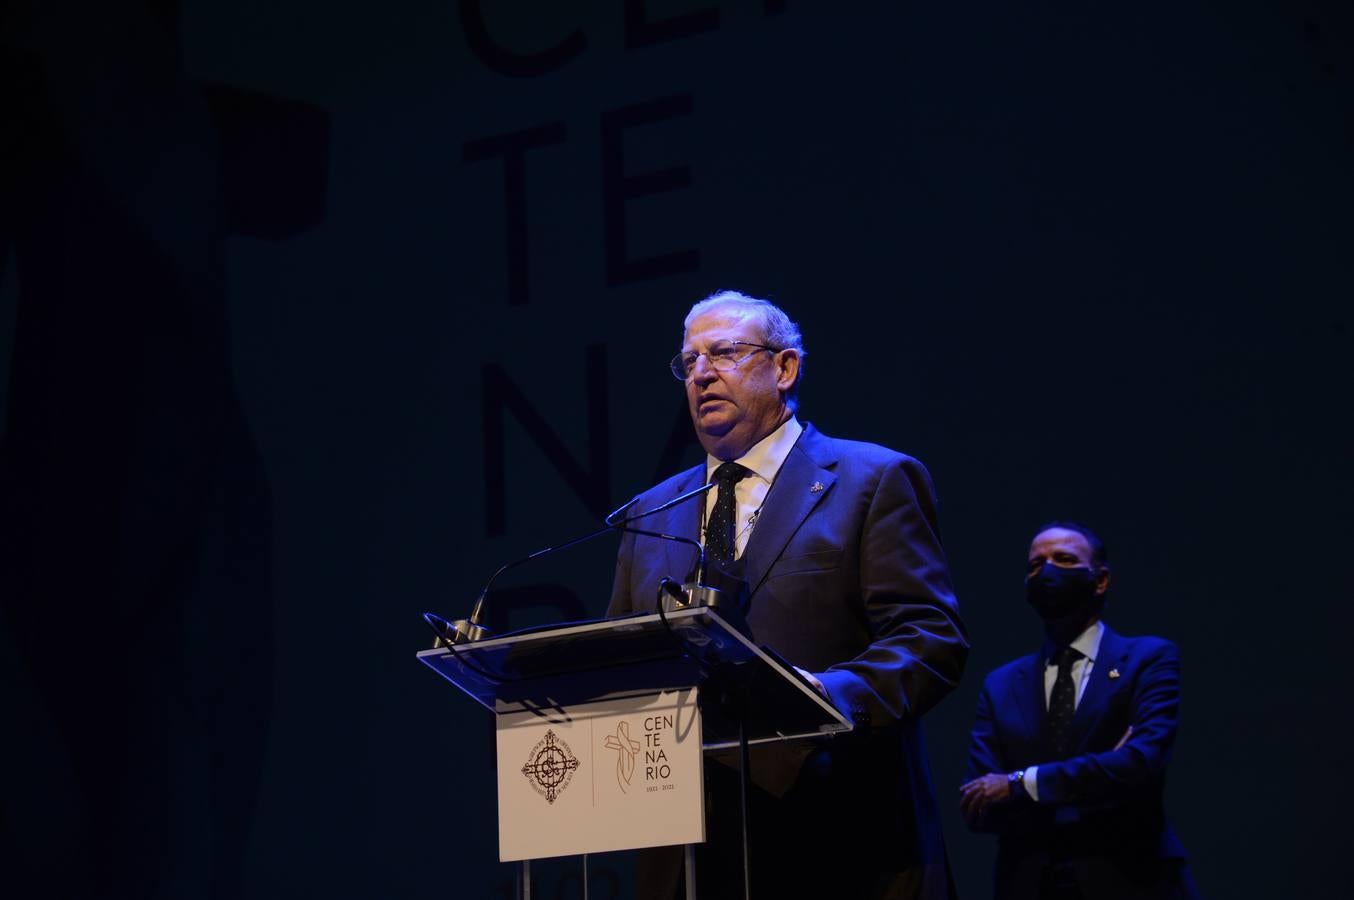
[1026,562,1101,621]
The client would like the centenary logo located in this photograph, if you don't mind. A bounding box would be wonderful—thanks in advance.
[602,721,641,793]
[520,729,580,804]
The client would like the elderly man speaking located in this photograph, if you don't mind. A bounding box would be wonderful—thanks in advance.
[609,290,968,900]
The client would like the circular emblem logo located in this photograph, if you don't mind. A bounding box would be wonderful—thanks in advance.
[520,729,580,804]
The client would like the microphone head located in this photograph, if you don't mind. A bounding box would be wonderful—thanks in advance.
[604,495,642,526]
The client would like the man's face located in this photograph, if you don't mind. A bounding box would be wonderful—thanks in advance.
[681,307,798,459]
[1026,527,1109,597]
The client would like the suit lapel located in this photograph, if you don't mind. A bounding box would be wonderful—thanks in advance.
[1010,653,1048,752]
[661,466,706,581]
[739,425,836,601]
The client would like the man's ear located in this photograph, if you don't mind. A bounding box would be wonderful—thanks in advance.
[1094,566,1111,596]
[776,349,800,394]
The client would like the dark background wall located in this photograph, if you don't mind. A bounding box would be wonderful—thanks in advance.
[2,1,1350,898]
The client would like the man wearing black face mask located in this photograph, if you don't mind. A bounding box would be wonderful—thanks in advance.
[958,523,1197,900]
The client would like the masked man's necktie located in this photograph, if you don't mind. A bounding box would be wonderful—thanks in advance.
[1048,645,1084,754]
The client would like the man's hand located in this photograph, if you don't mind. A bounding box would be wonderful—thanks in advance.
[793,666,827,697]
[959,773,1012,828]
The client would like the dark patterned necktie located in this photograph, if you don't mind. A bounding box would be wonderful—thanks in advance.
[1048,645,1084,754]
[704,461,751,568]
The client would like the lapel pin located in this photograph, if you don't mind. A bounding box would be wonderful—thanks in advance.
[810,481,825,493]
[1108,668,1121,680]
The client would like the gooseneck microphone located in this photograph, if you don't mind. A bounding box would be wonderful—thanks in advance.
[604,495,642,527]
[428,482,717,646]
[618,480,717,525]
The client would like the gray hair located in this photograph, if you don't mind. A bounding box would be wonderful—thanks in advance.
[683,290,805,408]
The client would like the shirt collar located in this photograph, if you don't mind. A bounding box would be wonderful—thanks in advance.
[1044,619,1105,666]
[705,416,803,487]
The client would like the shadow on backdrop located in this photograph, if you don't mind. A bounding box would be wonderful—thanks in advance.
[0,2,325,897]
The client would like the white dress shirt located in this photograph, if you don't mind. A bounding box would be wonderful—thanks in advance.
[702,416,803,559]
[1025,619,1104,802]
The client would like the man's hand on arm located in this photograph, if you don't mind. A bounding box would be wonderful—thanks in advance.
[958,772,1024,829]
[960,724,1135,828]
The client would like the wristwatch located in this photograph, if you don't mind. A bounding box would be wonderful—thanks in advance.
[1008,769,1029,801]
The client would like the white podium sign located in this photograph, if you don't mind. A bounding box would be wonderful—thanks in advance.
[495,687,704,862]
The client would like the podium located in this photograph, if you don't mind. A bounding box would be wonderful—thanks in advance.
[416,606,852,897]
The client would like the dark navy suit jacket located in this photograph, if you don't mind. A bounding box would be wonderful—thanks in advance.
[609,423,968,900]
[966,625,1197,900]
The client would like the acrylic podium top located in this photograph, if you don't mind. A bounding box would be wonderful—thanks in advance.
[416,607,852,749]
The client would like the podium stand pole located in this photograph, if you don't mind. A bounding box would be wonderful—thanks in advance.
[739,715,752,900]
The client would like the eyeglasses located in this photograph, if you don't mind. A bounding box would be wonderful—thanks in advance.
[669,340,779,381]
